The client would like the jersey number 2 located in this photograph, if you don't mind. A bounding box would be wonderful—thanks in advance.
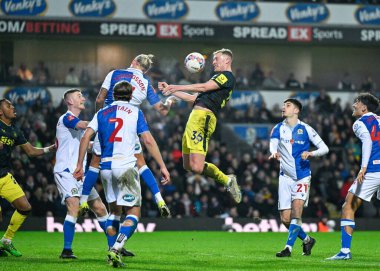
[109,118,123,142]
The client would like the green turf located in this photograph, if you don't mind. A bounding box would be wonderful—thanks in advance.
[1,231,380,270]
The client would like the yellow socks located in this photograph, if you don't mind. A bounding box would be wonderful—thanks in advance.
[202,162,229,186]
[4,210,27,240]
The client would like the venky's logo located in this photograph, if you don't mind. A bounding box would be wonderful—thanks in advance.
[1,0,47,16]
[123,194,135,202]
[143,0,188,20]
[215,1,260,22]
[355,6,380,25]
[69,0,116,17]
[286,3,329,23]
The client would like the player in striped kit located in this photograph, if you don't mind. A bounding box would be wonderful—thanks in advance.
[269,98,329,257]
[327,93,380,260]
[74,81,168,267]
[80,54,175,221]
[54,89,110,259]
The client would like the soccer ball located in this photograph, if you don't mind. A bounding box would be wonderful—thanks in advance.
[184,52,205,73]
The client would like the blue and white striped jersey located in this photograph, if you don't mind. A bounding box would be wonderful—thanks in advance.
[101,68,160,107]
[54,111,86,173]
[270,119,328,180]
[88,101,149,169]
[353,112,380,173]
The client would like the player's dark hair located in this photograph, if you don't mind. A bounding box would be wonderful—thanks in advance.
[0,98,6,106]
[113,81,133,102]
[355,93,379,112]
[63,88,81,101]
[284,98,302,111]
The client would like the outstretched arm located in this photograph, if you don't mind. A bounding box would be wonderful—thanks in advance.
[20,142,55,157]
[152,96,178,116]
[158,80,218,95]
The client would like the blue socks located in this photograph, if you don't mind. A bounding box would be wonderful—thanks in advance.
[63,215,77,250]
[97,215,108,232]
[341,219,355,251]
[139,165,160,196]
[81,167,100,202]
[298,228,307,240]
[286,218,302,249]
[119,215,138,239]
[112,215,139,250]
[106,215,121,248]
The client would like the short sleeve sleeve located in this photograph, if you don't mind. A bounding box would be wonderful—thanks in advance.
[63,113,80,129]
[88,112,99,133]
[211,71,234,89]
[137,110,149,135]
[146,82,160,106]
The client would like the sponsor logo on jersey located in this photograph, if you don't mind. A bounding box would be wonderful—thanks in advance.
[1,0,47,16]
[282,138,305,145]
[69,0,116,18]
[355,6,380,25]
[215,1,260,22]
[143,0,188,20]
[123,194,135,202]
[286,3,329,24]
[0,136,15,146]
[215,74,228,85]
[71,188,78,195]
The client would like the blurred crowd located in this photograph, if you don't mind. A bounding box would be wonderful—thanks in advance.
[2,88,380,221]
[1,60,377,93]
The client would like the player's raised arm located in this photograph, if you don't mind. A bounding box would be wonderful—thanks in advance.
[158,82,197,102]
[160,80,219,96]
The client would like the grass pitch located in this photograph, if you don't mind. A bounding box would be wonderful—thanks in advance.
[1,231,380,271]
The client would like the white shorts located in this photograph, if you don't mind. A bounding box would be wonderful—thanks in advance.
[92,134,101,156]
[93,135,142,155]
[100,166,141,207]
[54,171,99,204]
[278,173,311,210]
[349,172,380,202]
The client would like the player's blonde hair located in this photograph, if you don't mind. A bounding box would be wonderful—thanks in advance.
[213,48,233,60]
[134,54,154,72]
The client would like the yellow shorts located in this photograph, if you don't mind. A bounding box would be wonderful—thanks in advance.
[182,109,217,155]
[0,173,25,203]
